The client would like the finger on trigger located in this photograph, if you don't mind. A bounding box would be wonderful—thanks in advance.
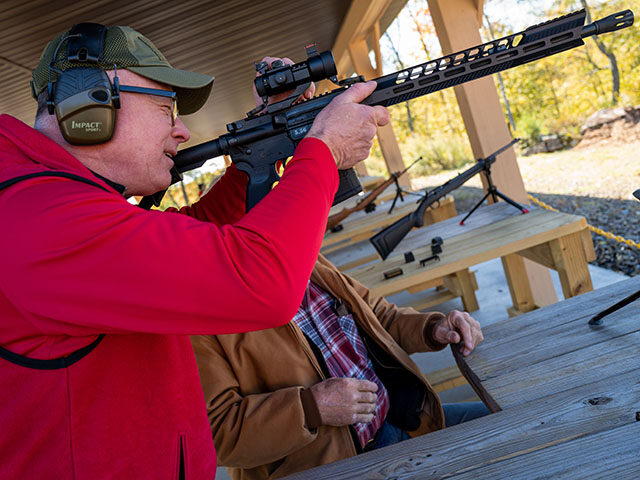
[374,105,390,126]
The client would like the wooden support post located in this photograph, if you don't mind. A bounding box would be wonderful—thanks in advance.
[502,254,536,315]
[549,232,593,298]
[348,34,411,188]
[428,0,558,310]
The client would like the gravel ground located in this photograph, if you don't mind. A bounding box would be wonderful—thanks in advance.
[411,141,640,277]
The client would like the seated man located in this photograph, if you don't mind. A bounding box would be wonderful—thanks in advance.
[192,254,488,480]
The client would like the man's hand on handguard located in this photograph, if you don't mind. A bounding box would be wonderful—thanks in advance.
[432,310,484,357]
[310,377,378,426]
[306,81,390,170]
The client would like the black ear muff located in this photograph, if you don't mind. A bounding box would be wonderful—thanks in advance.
[47,23,119,145]
[54,68,116,145]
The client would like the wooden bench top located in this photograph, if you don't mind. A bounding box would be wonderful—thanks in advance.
[326,200,521,270]
[282,277,640,480]
[358,174,386,191]
[348,202,589,297]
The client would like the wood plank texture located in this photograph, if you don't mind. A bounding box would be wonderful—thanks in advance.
[350,207,589,297]
[463,276,640,379]
[326,201,519,270]
[281,368,640,480]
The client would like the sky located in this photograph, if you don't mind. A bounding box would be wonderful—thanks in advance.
[380,0,557,73]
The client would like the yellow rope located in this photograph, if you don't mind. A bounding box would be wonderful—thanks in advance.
[527,194,640,250]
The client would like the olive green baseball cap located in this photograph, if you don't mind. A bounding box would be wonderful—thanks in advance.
[31,25,214,115]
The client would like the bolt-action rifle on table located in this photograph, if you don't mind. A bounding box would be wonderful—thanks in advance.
[370,139,521,260]
[140,9,633,212]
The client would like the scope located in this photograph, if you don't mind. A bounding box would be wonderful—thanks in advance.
[254,44,337,98]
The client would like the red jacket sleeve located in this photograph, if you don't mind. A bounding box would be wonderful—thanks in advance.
[1,138,337,336]
[170,163,248,225]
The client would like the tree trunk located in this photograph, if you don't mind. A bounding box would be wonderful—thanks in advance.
[383,32,415,132]
[484,13,517,134]
[180,180,190,207]
[580,0,620,105]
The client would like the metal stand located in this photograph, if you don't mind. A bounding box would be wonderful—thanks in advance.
[590,186,640,326]
[589,289,640,326]
[388,176,422,214]
[459,160,529,225]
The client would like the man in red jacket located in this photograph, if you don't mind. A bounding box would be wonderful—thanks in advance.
[0,23,388,479]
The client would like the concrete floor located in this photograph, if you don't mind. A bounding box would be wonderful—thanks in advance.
[215,260,628,479]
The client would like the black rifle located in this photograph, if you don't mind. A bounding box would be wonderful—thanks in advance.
[140,9,633,212]
[370,139,520,260]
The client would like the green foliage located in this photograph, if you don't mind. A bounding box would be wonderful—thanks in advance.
[518,112,543,147]
[368,131,473,177]
[373,0,640,175]
[157,169,223,210]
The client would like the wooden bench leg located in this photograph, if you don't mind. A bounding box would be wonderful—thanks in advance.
[549,232,593,298]
[443,270,479,312]
[501,254,537,315]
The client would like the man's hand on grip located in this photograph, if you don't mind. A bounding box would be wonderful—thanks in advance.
[306,81,389,170]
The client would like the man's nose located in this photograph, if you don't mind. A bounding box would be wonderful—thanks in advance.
[173,117,191,143]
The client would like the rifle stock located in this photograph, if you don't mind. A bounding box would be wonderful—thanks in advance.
[140,9,633,212]
[325,176,395,231]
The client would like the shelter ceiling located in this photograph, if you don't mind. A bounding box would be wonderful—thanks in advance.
[0,0,406,149]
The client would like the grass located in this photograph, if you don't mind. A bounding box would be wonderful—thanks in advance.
[410,141,640,202]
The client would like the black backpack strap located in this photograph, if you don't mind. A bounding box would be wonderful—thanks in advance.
[0,171,108,369]
[0,171,110,193]
[0,335,106,370]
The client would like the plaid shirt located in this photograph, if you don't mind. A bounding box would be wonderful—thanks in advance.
[292,281,390,447]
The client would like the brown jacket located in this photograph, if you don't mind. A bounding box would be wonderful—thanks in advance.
[191,255,448,480]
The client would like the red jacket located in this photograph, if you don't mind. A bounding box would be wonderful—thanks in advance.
[0,114,337,479]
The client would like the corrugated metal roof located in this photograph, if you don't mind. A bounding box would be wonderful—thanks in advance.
[0,0,406,148]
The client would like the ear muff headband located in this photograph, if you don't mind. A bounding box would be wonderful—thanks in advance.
[47,23,121,145]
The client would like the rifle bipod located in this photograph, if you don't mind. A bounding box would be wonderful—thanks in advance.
[458,156,529,226]
[388,175,422,214]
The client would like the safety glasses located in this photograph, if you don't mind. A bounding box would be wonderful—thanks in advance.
[119,85,178,126]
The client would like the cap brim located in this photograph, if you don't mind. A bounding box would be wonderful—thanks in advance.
[127,65,214,115]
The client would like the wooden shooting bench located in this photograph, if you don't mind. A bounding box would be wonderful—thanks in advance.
[322,195,457,254]
[358,175,386,191]
[328,184,403,213]
[331,201,596,316]
[281,276,640,480]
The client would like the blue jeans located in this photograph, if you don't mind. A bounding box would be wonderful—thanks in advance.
[442,401,491,427]
[373,401,491,449]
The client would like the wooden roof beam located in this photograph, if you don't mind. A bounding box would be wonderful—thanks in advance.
[332,0,411,185]
[332,0,394,77]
